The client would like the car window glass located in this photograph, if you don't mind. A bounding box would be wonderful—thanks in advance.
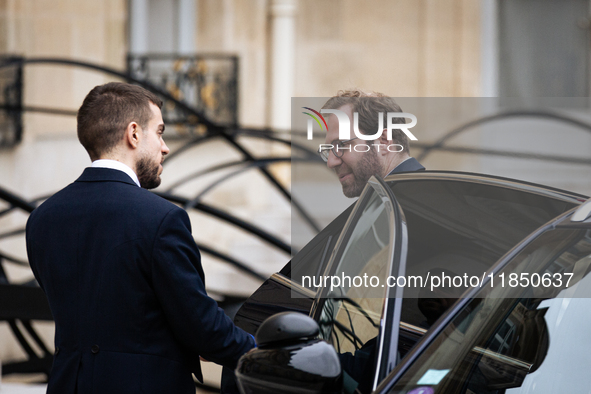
[289,178,578,303]
[316,181,400,394]
[318,188,391,351]
[389,180,578,336]
[388,227,591,394]
[289,204,354,285]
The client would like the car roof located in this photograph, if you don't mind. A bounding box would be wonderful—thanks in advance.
[384,170,588,204]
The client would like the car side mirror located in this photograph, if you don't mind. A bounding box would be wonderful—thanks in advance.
[235,312,343,394]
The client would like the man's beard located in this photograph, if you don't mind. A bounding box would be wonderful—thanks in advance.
[339,150,383,198]
[136,155,161,189]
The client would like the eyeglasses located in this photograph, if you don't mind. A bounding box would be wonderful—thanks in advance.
[318,138,359,162]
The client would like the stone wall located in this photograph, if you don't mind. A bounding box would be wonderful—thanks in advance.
[0,0,483,371]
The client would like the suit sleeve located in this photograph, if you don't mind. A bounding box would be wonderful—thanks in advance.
[150,207,255,369]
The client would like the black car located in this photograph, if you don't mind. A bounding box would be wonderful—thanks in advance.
[231,171,589,394]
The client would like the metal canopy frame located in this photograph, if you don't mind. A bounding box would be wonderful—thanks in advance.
[0,56,321,381]
[2,56,591,382]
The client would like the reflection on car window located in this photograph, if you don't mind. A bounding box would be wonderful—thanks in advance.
[290,178,577,304]
[317,186,397,394]
[389,228,591,394]
[289,205,354,285]
[391,180,577,340]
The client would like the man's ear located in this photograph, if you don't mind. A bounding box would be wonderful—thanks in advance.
[125,122,141,149]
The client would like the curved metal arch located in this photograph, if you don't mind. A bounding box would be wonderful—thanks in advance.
[194,243,266,281]
[0,231,265,282]
[0,57,321,232]
[0,228,25,240]
[164,139,320,232]
[182,157,313,209]
[0,192,58,220]
[164,127,318,165]
[230,127,320,159]
[0,252,29,267]
[417,110,591,162]
[209,133,321,232]
[154,191,290,253]
[0,186,53,379]
[7,189,291,276]
[0,57,216,128]
[0,185,36,213]
[163,157,260,193]
[0,188,266,287]
[0,58,322,294]
[0,57,313,381]
[0,181,289,278]
[162,134,218,163]
[164,156,309,194]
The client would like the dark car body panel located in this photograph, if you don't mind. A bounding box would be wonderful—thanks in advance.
[234,172,586,341]
[234,274,315,334]
[381,206,591,393]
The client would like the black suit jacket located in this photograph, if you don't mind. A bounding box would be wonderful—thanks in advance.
[26,168,254,394]
[388,157,425,174]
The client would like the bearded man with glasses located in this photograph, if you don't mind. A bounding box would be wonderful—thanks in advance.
[321,90,424,197]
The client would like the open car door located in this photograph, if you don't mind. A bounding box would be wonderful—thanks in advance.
[310,175,408,394]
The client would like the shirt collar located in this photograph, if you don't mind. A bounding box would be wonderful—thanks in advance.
[91,160,141,187]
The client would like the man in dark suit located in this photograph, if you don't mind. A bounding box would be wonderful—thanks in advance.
[26,82,254,394]
[313,91,425,392]
[320,90,424,197]
[222,91,426,393]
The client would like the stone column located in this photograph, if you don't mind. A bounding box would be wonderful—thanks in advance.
[269,0,297,130]
[129,0,149,54]
[480,0,498,97]
[178,0,197,54]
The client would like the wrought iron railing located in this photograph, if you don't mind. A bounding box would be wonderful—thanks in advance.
[3,55,591,382]
[0,56,23,148]
[127,53,239,130]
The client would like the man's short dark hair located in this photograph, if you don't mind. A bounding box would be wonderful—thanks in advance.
[322,89,409,152]
[77,82,163,160]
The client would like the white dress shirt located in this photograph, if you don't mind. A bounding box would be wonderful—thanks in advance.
[91,159,141,187]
